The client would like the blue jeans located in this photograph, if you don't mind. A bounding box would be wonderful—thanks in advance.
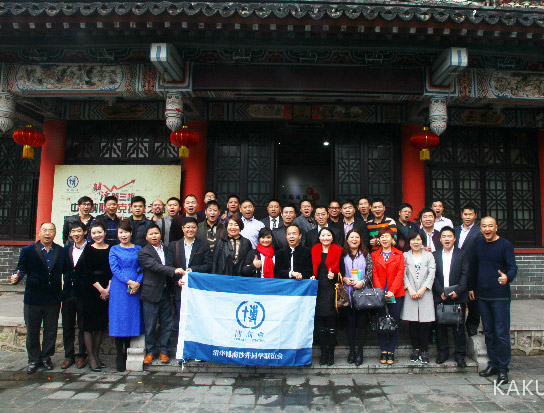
[377,296,404,353]
[142,289,173,355]
[478,299,511,371]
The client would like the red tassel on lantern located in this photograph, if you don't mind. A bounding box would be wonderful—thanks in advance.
[410,127,440,160]
[13,125,45,159]
[170,126,199,159]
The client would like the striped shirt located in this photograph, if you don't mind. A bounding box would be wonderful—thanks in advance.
[366,217,397,252]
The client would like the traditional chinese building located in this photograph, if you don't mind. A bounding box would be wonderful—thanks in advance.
[1,0,544,297]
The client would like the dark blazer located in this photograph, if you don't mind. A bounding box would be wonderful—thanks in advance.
[14,242,66,305]
[138,243,176,303]
[272,226,307,251]
[260,216,284,230]
[340,220,370,249]
[63,243,87,298]
[432,248,469,304]
[62,214,94,245]
[196,210,206,222]
[419,229,441,251]
[304,225,345,249]
[127,216,151,247]
[397,221,420,252]
[274,244,313,279]
[240,248,272,277]
[454,224,482,291]
[212,236,252,276]
[166,237,212,300]
[196,221,226,245]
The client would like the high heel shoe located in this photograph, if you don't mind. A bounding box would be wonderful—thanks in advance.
[88,359,101,372]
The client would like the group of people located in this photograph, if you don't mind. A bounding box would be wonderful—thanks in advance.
[12,191,517,385]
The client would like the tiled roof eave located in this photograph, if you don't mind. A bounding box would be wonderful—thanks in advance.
[1,2,543,28]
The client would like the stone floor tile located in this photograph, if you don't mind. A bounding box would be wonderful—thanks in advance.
[45,390,75,399]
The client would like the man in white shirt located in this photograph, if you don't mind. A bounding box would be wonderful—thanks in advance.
[239,199,265,248]
[419,208,440,253]
[260,199,283,230]
[61,221,89,370]
[432,200,454,231]
[432,227,469,367]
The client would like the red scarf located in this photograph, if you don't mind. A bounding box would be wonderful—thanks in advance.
[256,244,275,278]
[311,243,342,276]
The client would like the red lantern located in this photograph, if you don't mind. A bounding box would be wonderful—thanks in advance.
[170,126,199,158]
[13,125,45,159]
[410,126,440,160]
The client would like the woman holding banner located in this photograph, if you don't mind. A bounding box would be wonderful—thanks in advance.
[371,227,405,365]
[212,215,252,276]
[340,229,373,366]
[241,228,275,277]
[311,227,342,366]
[109,220,143,372]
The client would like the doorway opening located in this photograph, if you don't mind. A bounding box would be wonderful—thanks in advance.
[276,127,332,207]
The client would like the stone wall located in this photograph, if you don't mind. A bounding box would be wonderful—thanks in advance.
[0,246,22,283]
[513,254,544,300]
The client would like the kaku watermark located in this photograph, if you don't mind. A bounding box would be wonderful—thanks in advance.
[494,380,544,396]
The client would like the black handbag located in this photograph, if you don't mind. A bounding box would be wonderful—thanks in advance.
[350,278,385,310]
[436,303,463,325]
[370,305,399,334]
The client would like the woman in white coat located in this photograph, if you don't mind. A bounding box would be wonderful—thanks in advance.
[401,230,436,364]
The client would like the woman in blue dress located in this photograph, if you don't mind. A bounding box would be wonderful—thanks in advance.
[109,220,143,371]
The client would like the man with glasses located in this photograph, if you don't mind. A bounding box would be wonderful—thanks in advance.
[62,196,94,245]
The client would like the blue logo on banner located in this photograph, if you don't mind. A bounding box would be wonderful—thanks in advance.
[66,176,79,188]
[236,301,265,329]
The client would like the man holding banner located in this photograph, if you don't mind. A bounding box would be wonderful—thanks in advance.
[176,272,318,366]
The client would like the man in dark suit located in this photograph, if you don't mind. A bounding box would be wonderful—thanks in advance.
[293,200,316,234]
[305,206,344,248]
[11,223,67,374]
[260,199,283,230]
[274,224,313,279]
[196,200,226,255]
[397,203,420,252]
[139,224,184,365]
[61,221,88,370]
[166,217,212,329]
[62,196,94,245]
[273,204,306,251]
[419,207,441,252]
[127,195,151,247]
[340,200,369,247]
[432,226,469,367]
[454,204,482,337]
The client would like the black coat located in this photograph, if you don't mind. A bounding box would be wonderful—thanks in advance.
[420,229,442,251]
[127,216,151,247]
[166,237,212,300]
[63,243,88,298]
[274,245,313,279]
[212,236,252,277]
[432,248,469,304]
[454,224,483,291]
[14,242,66,305]
[304,225,345,249]
[240,248,269,277]
[272,226,307,251]
[138,243,176,303]
[62,214,94,245]
[260,216,284,230]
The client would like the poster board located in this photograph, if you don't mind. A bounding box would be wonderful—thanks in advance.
[51,164,181,244]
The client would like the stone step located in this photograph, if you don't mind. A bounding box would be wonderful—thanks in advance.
[146,353,478,374]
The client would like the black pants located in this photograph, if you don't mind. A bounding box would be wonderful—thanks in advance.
[61,292,86,359]
[24,303,60,363]
[436,306,467,361]
[346,308,370,349]
[465,299,480,330]
[315,315,336,331]
[408,321,431,352]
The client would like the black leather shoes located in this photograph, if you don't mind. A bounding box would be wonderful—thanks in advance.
[435,354,448,364]
[479,365,499,377]
[42,359,54,370]
[456,358,468,368]
[26,362,39,374]
[497,369,509,385]
[467,328,478,337]
[355,350,364,366]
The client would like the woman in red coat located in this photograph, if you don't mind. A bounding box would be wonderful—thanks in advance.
[311,227,342,366]
[371,227,405,365]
